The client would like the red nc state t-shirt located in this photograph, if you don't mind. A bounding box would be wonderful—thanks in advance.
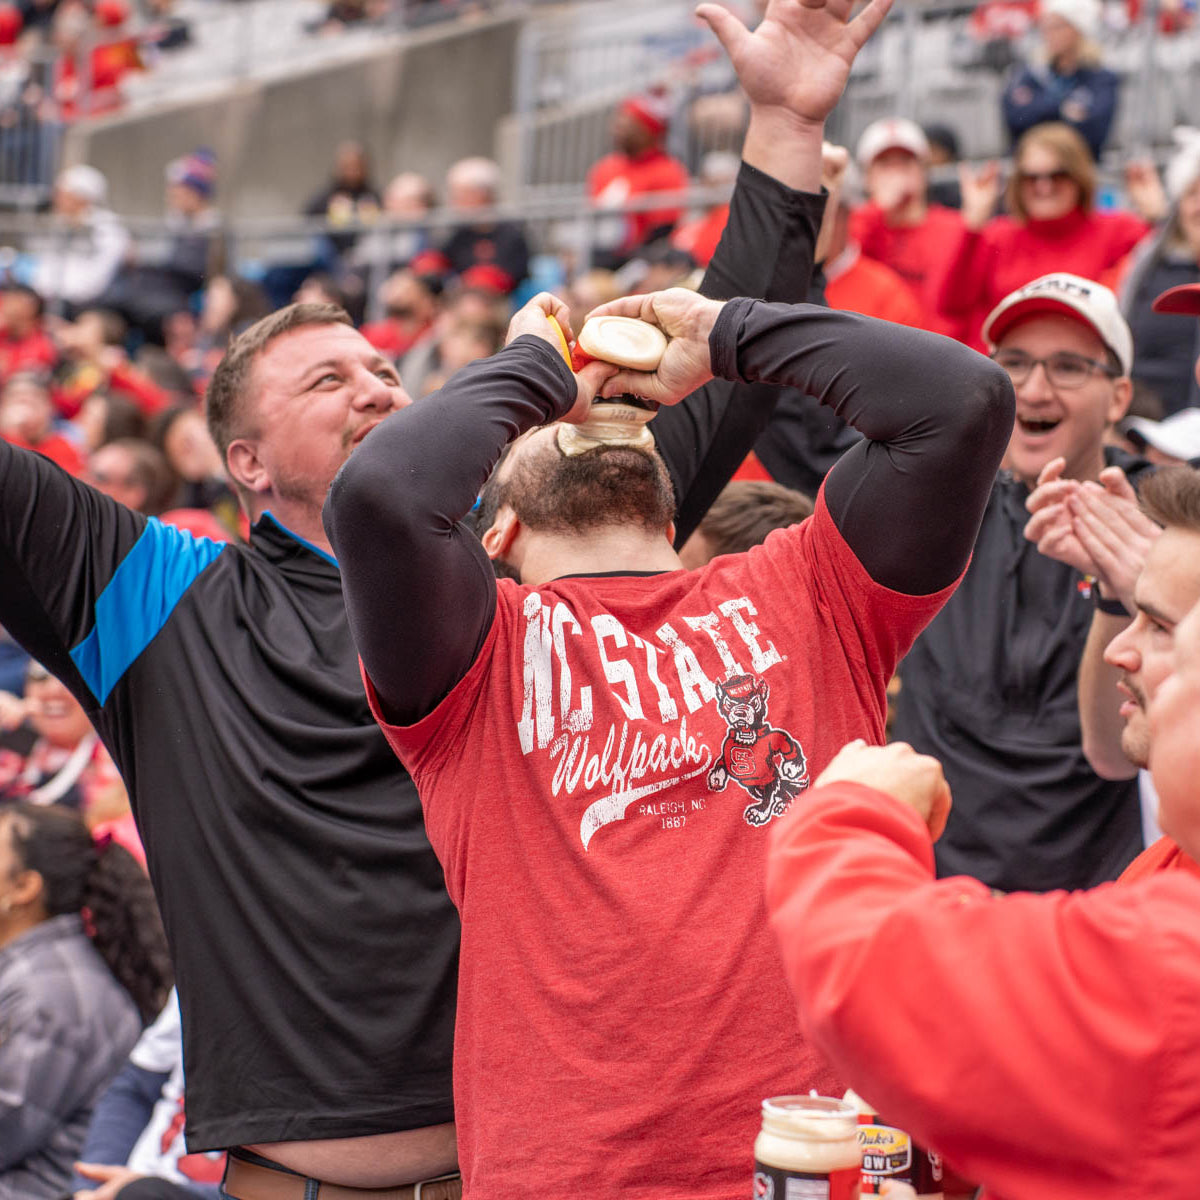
[370,495,957,1200]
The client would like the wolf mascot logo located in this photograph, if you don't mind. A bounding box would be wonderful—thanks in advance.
[706,673,808,826]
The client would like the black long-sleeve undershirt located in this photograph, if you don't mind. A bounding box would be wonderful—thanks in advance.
[325,301,1015,727]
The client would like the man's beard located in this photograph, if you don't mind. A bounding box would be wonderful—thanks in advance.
[507,442,675,537]
[1119,674,1150,769]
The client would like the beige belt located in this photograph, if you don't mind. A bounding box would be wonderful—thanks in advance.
[222,1155,462,1200]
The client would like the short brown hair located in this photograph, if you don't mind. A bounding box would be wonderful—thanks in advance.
[697,479,814,558]
[1139,465,1200,533]
[105,437,177,515]
[205,302,352,459]
[1007,122,1096,221]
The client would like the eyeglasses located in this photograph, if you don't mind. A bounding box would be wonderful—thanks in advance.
[991,349,1120,389]
[1018,169,1073,187]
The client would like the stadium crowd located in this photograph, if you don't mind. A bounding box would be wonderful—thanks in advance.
[2,0,1200,1198]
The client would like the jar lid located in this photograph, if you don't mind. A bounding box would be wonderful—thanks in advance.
[761,1096,858,1142]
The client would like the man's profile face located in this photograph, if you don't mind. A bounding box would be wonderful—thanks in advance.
[242,322,411,510]
[1104,528,1200,767]
[996,314,1127,487]
[1148,596,1200,857]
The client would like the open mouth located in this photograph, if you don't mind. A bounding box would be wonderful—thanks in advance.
[1016,415,1062,436]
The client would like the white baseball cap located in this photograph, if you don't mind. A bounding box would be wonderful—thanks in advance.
[1041,0,1102,42]
[855,118,930,168]
[56,164,108,206]
[1125,410,1200,463]
[982,273,1133,376]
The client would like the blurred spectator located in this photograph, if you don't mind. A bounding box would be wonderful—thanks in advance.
[51,0,142,120]
[153,405,240,535]
[671,150,739,267]
[1117,129,1200,414]
[411,310,505,395]
[88,437,176,515]
[17,0,59,42]
[74,393,146,455]
[819,146,923,327]
[587,89,690,266]
[0,802,171,1198]
[306,0,387,35]
[0,661,126,820]
[630,240,697,294]
[350,170,435,275]
[938,122,1149,349]
[30,165,130,314]
[71,989,224,1199]
[923,122,963,210]
[564,267,620,334]
[100,149,223,346]
[304,139,380,255]
[360,267,440,360]
[0,284,57,379]
[141,0,192,54]
[53,307,171,419]
[849,117,967,339]
[0,371,82,473]
[0,626,27,700]
[677,478,814,569]
[1002,0,1119,160]
[440,156,529,295]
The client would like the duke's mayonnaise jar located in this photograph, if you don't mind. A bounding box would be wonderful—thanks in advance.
[843,1089,943,1198]
[753,1096,862,1199]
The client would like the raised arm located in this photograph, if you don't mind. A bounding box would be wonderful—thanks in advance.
[642,0,892,541]
[598,293,1015,594]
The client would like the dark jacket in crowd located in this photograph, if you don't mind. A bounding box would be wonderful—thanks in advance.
[0,914,142,1200]
[892,449,1151,894]
[1120,228,1200,415]
[441,221,531,293]
[1002,62,1119,160]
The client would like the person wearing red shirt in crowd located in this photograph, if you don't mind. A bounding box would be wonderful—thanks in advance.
[937,122,1149,350]
[0,373,83,474]
[766,560,1200,1199]
[848,117,967,339]
[51,0,142,120]
[819,144,923,327]
[0,285,57,381]
[587,88,690,263]
[360,268,441,361]
[53,309,173,420]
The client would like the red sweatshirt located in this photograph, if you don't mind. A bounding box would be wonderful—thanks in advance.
[934,207,1150,351]
[849,203,967,340]
[766,782,1200,1200]
[587,147,690,253]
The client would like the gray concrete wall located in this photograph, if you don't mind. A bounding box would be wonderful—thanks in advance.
[61,14,523,217]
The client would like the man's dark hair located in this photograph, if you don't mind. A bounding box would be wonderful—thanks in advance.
[1139,464,1200,534]
[205,302,353,460]
[3,283,44,318]
[695,479,814,559]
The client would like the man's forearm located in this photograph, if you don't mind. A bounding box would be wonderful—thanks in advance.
[324,336,575,726]
[708,298,1014,593]
[1079,609,1138,780]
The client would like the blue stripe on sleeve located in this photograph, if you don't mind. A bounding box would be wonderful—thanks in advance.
[70,518,226,705]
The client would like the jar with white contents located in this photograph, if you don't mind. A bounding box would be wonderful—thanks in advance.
[753,1096,862,1200]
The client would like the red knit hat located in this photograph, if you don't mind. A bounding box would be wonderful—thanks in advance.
[621,90,671,138]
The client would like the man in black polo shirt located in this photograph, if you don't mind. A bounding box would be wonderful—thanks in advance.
[892,273,1147,892]
[0,0,879,1194]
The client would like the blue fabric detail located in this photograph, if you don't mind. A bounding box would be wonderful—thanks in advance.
[261,510,339,567]
[70,518,225,704]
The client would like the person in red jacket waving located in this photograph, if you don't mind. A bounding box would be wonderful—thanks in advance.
[766,597,1200,1199]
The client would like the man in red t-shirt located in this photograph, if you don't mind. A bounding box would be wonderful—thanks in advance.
[848,116,966,338]
[327,11,1013,1188]
[588,89,690,263]
[0,285,58,382]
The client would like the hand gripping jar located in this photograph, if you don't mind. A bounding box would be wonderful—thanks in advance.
[753,1096,862,1200]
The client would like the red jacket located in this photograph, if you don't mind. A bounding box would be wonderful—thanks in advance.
[587,147,690,253]
[766,782,1200,1200]
[825,246,924,328]
[934,207,1150,350]
[849,203,967,340]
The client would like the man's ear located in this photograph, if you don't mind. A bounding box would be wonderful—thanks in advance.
[1107,377,1133,426]
[11,867,43,909]
[226,439,270,496]
[481,504,520,561]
